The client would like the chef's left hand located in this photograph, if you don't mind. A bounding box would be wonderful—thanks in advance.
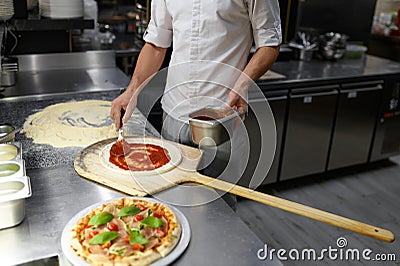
[226,85,248,119]
[226,91,247,118]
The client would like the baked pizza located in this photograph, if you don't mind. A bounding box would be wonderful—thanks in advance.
[69,198,181,266]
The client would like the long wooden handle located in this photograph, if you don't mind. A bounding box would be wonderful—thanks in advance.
[191,173,395,243]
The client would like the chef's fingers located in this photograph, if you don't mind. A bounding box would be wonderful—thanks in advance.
[123,94,138,124]
[226,91,239,108]
[111,99,123,129]
[114,109,122,129]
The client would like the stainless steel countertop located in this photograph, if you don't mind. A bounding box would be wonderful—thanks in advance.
[264,55,400,89]
[0,51,129,100]
[0,165,281,266]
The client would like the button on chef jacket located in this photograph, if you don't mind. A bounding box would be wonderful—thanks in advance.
[143,0,282,119]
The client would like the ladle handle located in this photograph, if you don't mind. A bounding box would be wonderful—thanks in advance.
[191,173,395,243]
[0,127,22,143]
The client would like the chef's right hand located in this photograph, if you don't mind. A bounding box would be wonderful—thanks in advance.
[111,90,138,129]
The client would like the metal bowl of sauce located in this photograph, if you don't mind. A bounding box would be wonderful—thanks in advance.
[189,107,242,146]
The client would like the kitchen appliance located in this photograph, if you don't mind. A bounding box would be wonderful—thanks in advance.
[280,85,338,180]
[328,81,383,170]
[239,89,288,187]
[371,78,400,161]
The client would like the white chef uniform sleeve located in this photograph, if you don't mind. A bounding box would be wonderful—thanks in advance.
[246,0,282,49]
[143,0,173,48]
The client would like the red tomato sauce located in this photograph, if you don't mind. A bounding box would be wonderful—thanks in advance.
[109,139,171,171]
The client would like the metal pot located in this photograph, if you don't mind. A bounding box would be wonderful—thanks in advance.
[188,107,242,146]
[318,32,348,60]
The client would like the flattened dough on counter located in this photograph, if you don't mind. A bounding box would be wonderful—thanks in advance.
[23,100,118,148]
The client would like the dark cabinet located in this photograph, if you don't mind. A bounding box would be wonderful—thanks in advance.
[371,79,400,161]
[328,81,383,170]
[280,85,338,181]
[239,90,288,187]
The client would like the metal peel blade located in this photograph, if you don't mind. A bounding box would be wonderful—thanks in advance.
[118,128,124,141]
[117,109,125,141]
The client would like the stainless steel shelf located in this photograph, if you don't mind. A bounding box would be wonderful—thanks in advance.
[9,18,94,31]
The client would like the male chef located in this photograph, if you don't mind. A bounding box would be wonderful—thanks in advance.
[110,0,282,208]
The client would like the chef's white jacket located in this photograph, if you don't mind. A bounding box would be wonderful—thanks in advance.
[143,0,282,119]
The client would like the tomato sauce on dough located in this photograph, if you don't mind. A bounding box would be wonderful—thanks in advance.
[109,139,171,171]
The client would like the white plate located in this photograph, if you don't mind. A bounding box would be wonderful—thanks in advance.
[99,137,182,177]
[61,197,191,266]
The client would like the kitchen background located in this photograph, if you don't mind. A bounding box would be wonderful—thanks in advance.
[1,0,400,265]
[2,0,399,69]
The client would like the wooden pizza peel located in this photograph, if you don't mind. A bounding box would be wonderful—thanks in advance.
[74,136,395,243]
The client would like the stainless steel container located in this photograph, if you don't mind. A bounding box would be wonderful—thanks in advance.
[1,70,16,87]
[0,143,19,161]
[189,107,242,146]
[0,176,31,229]
[0,141,30,229]
[1,57,19,87]
[0,124,15,143]
[0,161,22,177]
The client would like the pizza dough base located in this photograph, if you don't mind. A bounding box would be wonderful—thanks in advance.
[99,137,182,177]
[23,100,118,148]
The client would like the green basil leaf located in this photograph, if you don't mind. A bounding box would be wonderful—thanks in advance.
[130,231,149,245]
[118,206,140,217]
[141,216,164,228]
[89,231,119,245]
[88,213,114,226]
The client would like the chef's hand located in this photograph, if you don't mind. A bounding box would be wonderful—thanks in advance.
[226,86,248,119]
[110,90,138,129]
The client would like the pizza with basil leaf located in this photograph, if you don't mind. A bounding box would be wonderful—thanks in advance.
[69,198,181,265]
